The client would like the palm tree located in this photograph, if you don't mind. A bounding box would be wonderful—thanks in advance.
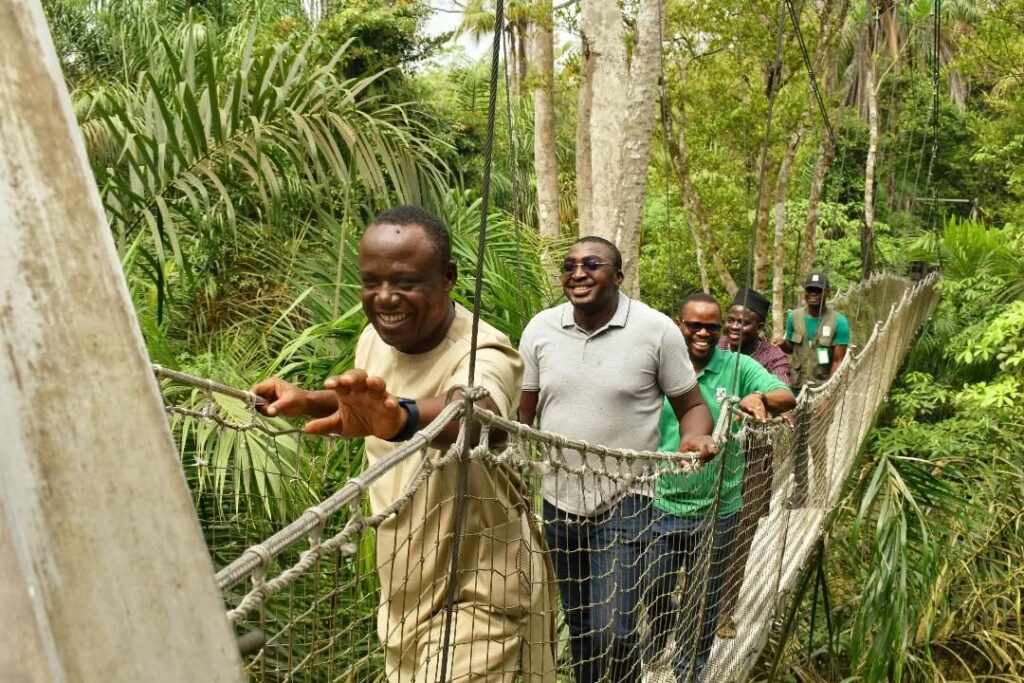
[83,15,444,305]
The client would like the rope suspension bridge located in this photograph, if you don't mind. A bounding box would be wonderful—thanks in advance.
[157,271,938,682]
[0,0,955,679]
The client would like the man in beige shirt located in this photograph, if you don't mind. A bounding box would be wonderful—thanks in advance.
[254,205,556,682]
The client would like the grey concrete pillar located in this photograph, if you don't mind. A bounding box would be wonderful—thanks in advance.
[0,2,243,680]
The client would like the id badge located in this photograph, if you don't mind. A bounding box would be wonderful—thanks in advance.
[816,347,830,364]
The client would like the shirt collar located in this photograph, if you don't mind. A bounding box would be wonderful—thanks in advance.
[698,346,729,378]
[560,291,632,330]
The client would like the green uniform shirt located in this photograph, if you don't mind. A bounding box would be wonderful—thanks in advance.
[784,310,851,346]
[655,348,788,517]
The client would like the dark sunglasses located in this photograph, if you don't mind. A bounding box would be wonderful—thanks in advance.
[562,257,615,274]
[681,321,722,334]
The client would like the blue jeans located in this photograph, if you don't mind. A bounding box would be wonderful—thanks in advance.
[646,511,740,683]
[543,494,654,683]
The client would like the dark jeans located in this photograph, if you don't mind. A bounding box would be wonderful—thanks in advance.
[543,495,654,683]
[646,511,740,683]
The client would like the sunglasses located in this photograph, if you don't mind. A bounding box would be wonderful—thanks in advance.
[562,257,615,274]
[681,321,722,334]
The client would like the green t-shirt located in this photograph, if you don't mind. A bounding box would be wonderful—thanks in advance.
[656,348,788,517]
[784,309,851,346]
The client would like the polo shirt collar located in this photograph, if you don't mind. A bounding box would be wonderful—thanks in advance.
[560,291,632,332]
[697,346,728,378]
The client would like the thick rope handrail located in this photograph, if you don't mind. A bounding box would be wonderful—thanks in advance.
[153,364,267,405]
[202,388,725,593]
[226,439,465,621]
[214,399,466,590]
[472,407,709,466]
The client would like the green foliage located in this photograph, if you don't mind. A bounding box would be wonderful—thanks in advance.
[317,0,439,77]
[958,0,1024,224]
[88,17,442,305]
[956,300,1024,373]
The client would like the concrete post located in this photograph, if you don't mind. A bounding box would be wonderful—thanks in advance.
[0,2,243,680]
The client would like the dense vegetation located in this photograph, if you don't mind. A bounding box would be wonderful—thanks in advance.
[44,0,1023,679]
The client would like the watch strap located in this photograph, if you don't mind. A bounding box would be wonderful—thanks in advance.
[385,398,420,442]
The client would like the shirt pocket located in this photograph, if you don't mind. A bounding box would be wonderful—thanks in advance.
[459,516,530,617]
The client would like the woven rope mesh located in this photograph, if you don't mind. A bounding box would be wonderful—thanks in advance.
[158,273,938,682]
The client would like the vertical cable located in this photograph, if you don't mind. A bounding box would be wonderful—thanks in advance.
[437,0,504,679]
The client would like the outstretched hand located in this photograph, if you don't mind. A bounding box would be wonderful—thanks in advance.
[304,369,407,438]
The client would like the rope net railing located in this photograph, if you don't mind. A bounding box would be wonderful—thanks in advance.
[157,273,938,683]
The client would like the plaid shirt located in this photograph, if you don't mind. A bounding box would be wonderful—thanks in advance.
[717,337,791,386]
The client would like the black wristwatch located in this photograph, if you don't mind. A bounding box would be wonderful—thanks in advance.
[385,398,420,442]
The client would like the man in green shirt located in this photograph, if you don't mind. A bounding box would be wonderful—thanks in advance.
[776,272,850,506]
[776,272,851,391]
[647,292,795,681]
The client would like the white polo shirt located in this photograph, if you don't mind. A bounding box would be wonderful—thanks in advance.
[520,291,698,515]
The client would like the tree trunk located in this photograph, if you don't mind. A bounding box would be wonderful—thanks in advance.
[801,136,834,279]
[576,37,593,236]
[795,0,850,282]
[580,0,662,295]
[613,0,663,295]
[862,50,878,279]
[506,27,518,97]
[533,0,560,238]
[771,126,805,339]
[581,0,627,237]
[753,159,775,291]
[516,18,529,95]
[659,83,739,296]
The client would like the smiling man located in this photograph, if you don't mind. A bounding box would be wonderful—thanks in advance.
[720,288,790,384]
[649,293,795,681]
[252,206,555,682]
[518,236,715,683]
[715,289,789,639]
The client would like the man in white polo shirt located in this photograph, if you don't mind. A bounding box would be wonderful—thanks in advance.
[518,236,715,683]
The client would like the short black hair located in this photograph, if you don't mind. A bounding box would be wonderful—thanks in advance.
[679,291,721,316]
[369,205,452,264]
[572,236,623,270]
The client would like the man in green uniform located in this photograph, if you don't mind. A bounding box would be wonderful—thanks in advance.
[776,272,851,391]
[648,293,795,682]
[775,272,851,506]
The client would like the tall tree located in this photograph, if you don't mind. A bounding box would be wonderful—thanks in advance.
[532,0,560,238]
[800,0,851,280]
[576,36,594,236]
[771,124,805,337]
[863,30,879,279]
[660,77,740,296]
[578,0,663,294]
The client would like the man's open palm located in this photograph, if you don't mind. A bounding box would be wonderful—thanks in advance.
[305,370,406,438]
